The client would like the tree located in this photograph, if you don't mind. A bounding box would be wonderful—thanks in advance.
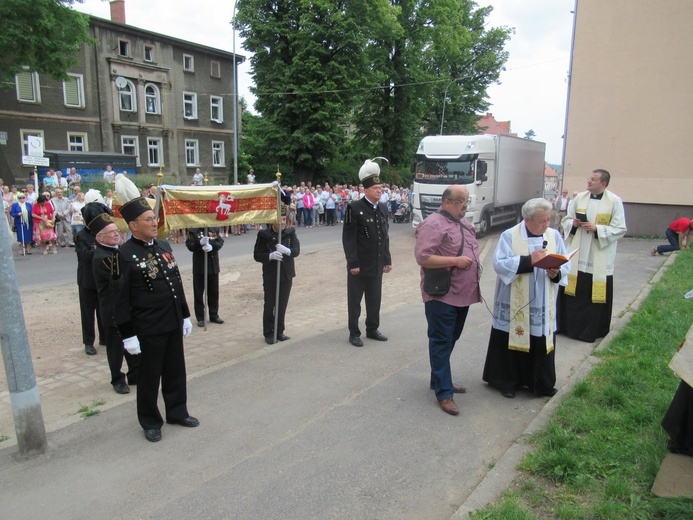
[353,0,511,167]
[524,129,536,140]
[0,0,94,85]
[235,0,397,183]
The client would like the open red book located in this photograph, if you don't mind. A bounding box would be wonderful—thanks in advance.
[533,248,579,269]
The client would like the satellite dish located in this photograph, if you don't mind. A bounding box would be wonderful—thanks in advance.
[114,76,128,89]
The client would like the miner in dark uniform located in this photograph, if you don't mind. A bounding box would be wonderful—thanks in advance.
[86,204,140,395]
[115,187,198,443]
[75,193,106,356]
[253,209,300,344]
[342,159,392,347]
[185,227,225,327]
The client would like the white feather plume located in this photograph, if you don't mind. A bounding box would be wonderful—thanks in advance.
[84,189,105,204]
[114,173,141,204]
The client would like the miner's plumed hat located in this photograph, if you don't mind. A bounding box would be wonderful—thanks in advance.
[115,172,153,224]
[82,202,114,235]
[358,159,381,189]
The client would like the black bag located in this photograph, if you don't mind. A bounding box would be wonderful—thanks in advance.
[422,212,467,297]
[423,268,453,296]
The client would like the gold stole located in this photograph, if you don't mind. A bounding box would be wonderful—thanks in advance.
[565,190,616,303]
[508,224,555,353]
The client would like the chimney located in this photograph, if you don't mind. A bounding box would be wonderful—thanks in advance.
[110,0,126,25]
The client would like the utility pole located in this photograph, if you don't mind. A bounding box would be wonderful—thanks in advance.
[0,215,47,456]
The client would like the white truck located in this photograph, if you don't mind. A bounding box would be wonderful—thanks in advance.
[411,134,546,236]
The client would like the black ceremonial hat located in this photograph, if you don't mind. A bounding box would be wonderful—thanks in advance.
[120,197,152,224]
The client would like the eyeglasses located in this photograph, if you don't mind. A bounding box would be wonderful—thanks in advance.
[447,199,468,205]
[137,216,158,224]
[18,196,26,199]
[97,229,121,236]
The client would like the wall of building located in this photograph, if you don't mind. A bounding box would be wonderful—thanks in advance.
[563,0,693,234]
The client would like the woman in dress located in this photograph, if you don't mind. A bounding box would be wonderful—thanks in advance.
[9,193,33,254]
[32,193,58,254]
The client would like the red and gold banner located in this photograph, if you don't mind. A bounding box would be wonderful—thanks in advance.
[158,183,279,231]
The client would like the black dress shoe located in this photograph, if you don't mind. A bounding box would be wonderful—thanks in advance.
[166,416,200,428]
[85,344,97,356]
[366,330,388,341]
[542,388,558,397]
[349,336,364,347]
[276,333,290,341]
[113,382,130,394]
[197,320,204,327]
[265,336,276,344]
[144,428,162,442]
[209,316,224,324]
[501,389,516,398]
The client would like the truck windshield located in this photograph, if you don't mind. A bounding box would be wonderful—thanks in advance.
[414,159,474,185]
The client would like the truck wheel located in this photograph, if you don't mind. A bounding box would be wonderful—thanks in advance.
[478,212,490,237]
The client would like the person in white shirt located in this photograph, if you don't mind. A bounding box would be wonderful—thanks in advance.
[193,168,204,186]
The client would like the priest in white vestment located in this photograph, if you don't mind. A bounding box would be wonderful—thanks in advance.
[559,169,626,342]
[483,198,570,398]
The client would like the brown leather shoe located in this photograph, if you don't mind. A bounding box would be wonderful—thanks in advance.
[439,398,459,416]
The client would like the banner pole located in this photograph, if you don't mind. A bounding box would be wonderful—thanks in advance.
[273,170,282,343]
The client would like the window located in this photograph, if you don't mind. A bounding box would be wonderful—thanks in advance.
[118,79,136,112]
[20,129,44,156]
[183,54,194,72]
[183,92,197,119]
[118,39,131,57]
[67,133,88,152]
[210,96,223,123]
[15,71,41,103]
[185,140,199,166]
[121,136,141,166]
[210,60,221,78]
[144,83,161,114]
[147,138,163,166]
[63,74,85,108]
[144,46,154,62]
[212,141,225,167]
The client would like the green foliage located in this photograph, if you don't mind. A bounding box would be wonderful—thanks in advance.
[0,434,9,442]
[0,0,94,85]
[474,251,693,518]
[235,0,510,178]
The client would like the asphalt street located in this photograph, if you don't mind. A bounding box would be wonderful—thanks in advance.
[0,223,669,519]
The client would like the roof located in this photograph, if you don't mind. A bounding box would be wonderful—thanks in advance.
[476,112,517,137]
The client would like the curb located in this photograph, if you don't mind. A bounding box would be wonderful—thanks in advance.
[450,251,678,519]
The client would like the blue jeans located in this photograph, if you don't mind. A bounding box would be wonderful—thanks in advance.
[425,300,469,400]
[303,207,313,227]
[656,227,680,254]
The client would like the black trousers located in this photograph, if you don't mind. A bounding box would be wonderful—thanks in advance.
[104,326,140,386]
[136,329,189,430]
[192,272,220,321]
[79,285,104,347]
[262,277,292,337]
[347,273,383,337]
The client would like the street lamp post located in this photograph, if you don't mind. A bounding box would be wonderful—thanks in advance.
[439,77,465,135]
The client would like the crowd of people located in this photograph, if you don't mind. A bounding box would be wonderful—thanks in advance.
[5,164,688,430]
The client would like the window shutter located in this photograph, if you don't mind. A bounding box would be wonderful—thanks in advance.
[16,72,36,102]
[64,77,80,106]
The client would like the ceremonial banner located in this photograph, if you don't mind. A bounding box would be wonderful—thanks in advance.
[111,196,156,233]
[159,183,279,232]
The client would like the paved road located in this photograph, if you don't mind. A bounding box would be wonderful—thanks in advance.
[0,226,668,519]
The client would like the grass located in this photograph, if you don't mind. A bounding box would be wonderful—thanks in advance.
[471,251,693,519]
[77,399,106,419]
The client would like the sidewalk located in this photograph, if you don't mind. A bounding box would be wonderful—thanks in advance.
[0,236,669,520]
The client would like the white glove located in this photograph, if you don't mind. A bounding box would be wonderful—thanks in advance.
[276,244,291,256]
[123,336,141,355]
[199,236,210,246]
[269,251,283,261]
[183,317,193,337]
[202,243,213,253]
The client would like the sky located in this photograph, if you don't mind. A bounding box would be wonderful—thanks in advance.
[74,0,575,164]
